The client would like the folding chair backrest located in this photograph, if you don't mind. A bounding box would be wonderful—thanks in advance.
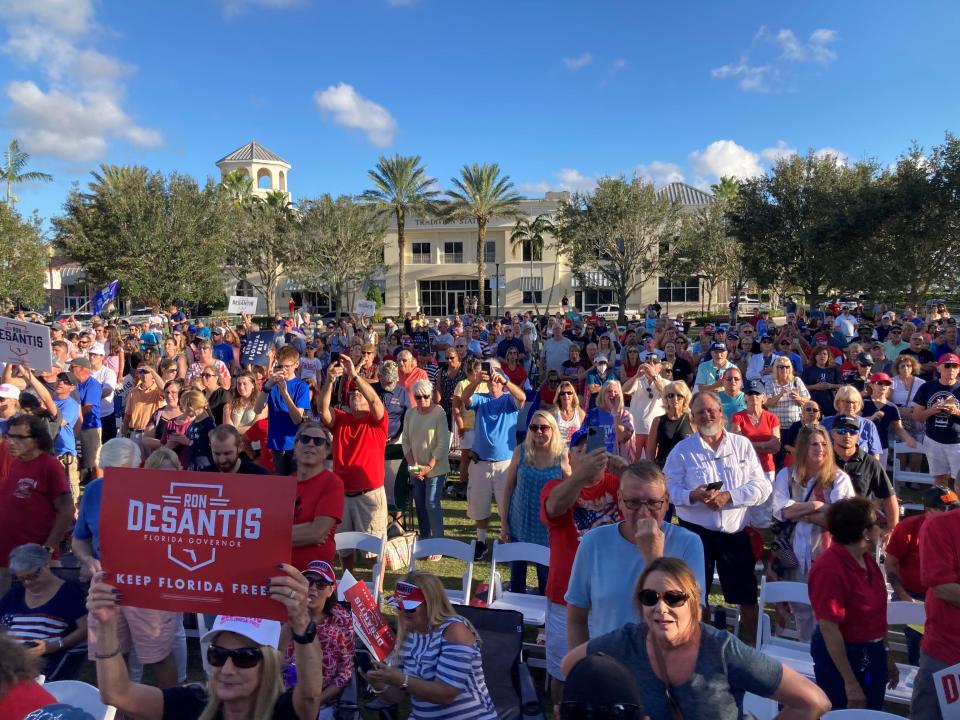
[44,680,117,720]
[335,531,388,601]
[410,538,475,600]
[757,578,810,647]
[887,601,925,627]
[491,540,550,566]
[454,604,524,720]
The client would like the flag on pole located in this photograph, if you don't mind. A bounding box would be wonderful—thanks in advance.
[92,280,120,315]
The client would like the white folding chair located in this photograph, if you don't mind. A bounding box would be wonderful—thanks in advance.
[822,710,904,719]
[334,531,388,603]
[409,537,475,605]
[44,680,117,720]
[755,578,814,678]
[196,612,217,676]
[890,441,935,494]
[743,692,778,720]
[486,541,549,627]
[36,674,45,685]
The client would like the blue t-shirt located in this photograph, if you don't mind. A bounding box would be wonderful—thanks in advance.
[53,396,80,456]
[377,383,410,441]
[565,522,705,638]
[267,377,311,451]
[211,342,234,366]
[76,376,102,429]
[470,392,520,462]
[74,478,104,557]
[588,622,783,720]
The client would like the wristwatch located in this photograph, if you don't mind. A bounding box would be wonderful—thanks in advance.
[291,619,317,645]
[401,673,410,692]
[42,545,54,556]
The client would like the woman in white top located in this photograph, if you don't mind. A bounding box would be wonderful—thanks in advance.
[552,380,585,445]
[771,424,854,640]
[622,356,666,459]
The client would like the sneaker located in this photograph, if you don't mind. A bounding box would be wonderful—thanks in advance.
[474,540,487,561]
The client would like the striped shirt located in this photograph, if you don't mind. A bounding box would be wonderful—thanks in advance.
[398,617,497,719]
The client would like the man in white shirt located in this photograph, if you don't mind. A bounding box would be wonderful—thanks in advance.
[663,390,771,644]
[835,306,858,340]
[88,343,118,442]
[541,323,573,376]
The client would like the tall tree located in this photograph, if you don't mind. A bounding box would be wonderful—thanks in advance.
[54,165,228,308]
[710,175,741,203]
[444,163,523,311]
[295,195,387,313]
[223,189,297,316]
[559,176,681,325]
[362,155,439,317]
[2,139,53,204]
[673,201,745,314]
[220,168,254,204]
[509,213,551,315]
[0,203,47,308]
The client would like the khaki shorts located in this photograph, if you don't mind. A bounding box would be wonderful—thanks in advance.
[467,458,510,521]
[87,606,178,663]
[339,486,388,538]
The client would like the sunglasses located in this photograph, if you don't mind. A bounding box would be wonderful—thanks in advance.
[802,407,819,413]
[414,394,431,400]
[306,576,333,589]
[638,589,690,608]
[559,391,574,396]
[529,424,552,433]
[297,434,328,446]
[833,427,859,436]
[207,645,263,669]
[201,373,218,378]
[665,393,682,399]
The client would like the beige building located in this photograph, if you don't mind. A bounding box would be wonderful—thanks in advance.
[216,141,291,201]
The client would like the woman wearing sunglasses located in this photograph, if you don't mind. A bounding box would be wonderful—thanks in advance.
[87,564,322,720]
[645,381,694,468]
[562,557,829,720]
[552,380,584,445]
[402,379,450,544]
[365,571,497,719]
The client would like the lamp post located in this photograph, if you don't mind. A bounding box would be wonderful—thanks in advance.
[46,246,54,315]
[495,262,500,318]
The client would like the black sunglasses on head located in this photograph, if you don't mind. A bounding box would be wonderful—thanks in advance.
[207,645,263,668]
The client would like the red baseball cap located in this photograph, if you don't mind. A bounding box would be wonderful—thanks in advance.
[939,353,960,365]
[869,373,892,384]
[301,560,336,585]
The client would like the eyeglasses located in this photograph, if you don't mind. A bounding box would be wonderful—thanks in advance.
[802,407,819,413]
[297,434,328,446]
[638,589,690,608]
[833,427,859,436]
[207,645,263,669]
[201,373,218,379]
[306,577,332,589]
[559,391,574,396]
[776,365,791,369]
[665,393,682,399]
[362,351,375,355]
[621,496,667,511]
[529,424,552,433]
[414,394,432,400]
[724,377,742,382]
[6,433,33,440]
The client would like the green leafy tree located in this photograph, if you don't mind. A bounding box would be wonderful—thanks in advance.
[509,213,551,315]
[559,176,681,324]
[220,168,254,204]
[444,163,524,311]
[673,201,746,314]
[362,155,439,317]
[2,139,52,204]
[0,202,47,308]
[54,165,228,308]
[295,195,387,313]
[710,175,741,203]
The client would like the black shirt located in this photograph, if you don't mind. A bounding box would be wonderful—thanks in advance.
[834,448,894,499]
[201,459,269,475]
[162,685,297,720]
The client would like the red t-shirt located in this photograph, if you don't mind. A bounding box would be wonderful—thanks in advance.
[730,410,780,472]
[501,363,527,387]
[539,471,621,605]
[0,679,56,718]
[885,512,929,596]
[0,452,70,562]
[330,409,388,493]
[808,542,887,643]
[920,510,960,664]
[243,418,274,473]
[292,470,344,568]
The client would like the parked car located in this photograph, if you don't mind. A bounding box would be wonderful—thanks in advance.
[589,305,639,321]
[821,296,861,312]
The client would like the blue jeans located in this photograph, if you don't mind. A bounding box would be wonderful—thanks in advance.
[510,560,548,595]
[811,628,887,710]
[412,474,445,539]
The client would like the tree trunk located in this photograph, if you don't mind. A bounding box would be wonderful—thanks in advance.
[477,219,487,315]
[396,208,406,318]
[544,241,560,317]
[265,276,277,316]
[529,256,541,316]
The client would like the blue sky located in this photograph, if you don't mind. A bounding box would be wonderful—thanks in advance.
[2,0,959,224]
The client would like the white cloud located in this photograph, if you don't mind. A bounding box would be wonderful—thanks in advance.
[518,167,598,195]
[634,161,685,186]
[218,0,305,18]
[313,82,397,147]
[814,146,848,165]
[713,26,838,92]
[0,0,161,162]
[689,140,764,185]
[563,52,593,71]
[759,140,797,164]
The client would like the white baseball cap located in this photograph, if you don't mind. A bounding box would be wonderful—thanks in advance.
[89,343,106,355]
[0,383,21,400]
[201,616,281,648]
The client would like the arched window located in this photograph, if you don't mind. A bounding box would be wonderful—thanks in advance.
[256,168,272,190]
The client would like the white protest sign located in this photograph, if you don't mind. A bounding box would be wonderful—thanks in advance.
[353,299,376,317]
[228,295,259,314]
[935,661,960,719]
[0,319,52,372]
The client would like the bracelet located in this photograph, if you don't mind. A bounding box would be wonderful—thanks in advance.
[369,684,387,695]
[95,647,122,660]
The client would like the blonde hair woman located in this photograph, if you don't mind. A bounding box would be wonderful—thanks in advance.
[646,381,694,467]
[500,410,565,594]
[771,424,854,640]
[825,385,883,459]
[365,571,497,718]
[553,380,585,444]
[583,379,635,459]
[763,357,809,428]
[401,379,450,542]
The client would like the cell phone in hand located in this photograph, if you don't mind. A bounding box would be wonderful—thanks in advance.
[481,361,491,375]
[705,481,724,491]
[586,426,606,454]
[330,351,341,365]
[356,649,373,674]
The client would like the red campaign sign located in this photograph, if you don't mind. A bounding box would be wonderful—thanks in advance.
[99,468,296,621]
[340,570,395,661]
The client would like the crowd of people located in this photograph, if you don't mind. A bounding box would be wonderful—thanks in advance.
[0,298,958,718]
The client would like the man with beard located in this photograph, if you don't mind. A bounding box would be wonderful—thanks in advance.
[202,425,268,475]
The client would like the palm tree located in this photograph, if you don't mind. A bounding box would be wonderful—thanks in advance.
[220,168,254,205]
[362,155,439,318]
[710,175,741,203]
[445,163,523,313]
[1,139,52,204]
[509,213,551,315]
